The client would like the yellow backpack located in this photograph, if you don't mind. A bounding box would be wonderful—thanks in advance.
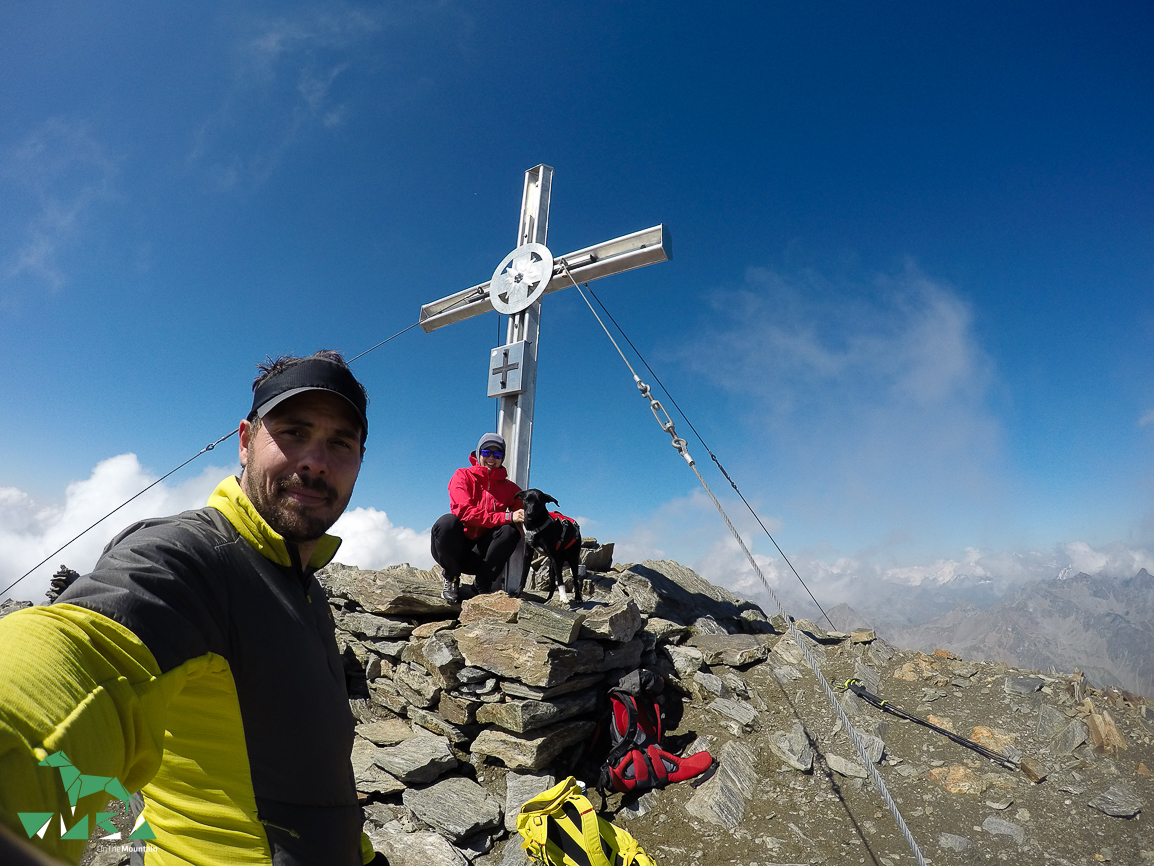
[515,776,658,866]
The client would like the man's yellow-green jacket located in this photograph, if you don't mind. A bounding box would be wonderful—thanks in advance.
[0,477,377,865]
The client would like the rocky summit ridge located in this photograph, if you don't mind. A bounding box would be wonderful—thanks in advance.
[43,540,1154,866]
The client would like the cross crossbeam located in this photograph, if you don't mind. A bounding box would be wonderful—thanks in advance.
[419,224,670,333]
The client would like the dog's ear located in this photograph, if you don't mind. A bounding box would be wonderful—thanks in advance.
[513,491,525,501]
[545,494,558,506]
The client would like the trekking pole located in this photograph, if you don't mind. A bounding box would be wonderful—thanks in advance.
[842,679,1020,772]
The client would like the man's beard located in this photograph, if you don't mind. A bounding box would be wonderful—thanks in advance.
[246,470,347,544]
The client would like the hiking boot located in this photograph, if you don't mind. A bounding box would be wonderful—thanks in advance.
[441,575,460,604]
[474,576,494,595]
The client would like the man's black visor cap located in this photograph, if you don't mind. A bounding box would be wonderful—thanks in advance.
[250,358,368,440]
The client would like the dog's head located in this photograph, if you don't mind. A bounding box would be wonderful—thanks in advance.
[514,488,558,522]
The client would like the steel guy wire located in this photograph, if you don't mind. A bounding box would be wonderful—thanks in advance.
[563,265,834,630]
[3,306,451,600]
[561,260,928,866]
[346,319,425,363]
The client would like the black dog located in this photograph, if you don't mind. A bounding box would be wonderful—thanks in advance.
[514,489,584,604]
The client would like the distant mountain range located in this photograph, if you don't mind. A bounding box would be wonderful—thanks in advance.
[875,569,1154,698]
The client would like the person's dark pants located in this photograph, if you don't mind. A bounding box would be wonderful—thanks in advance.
[430,514,520,590]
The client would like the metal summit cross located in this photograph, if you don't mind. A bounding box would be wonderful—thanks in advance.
[419,164,671,489]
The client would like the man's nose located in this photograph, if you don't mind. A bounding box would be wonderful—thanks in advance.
[297,439,331,475]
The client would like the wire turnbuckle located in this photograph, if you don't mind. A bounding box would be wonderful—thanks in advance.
[635,376,694,465]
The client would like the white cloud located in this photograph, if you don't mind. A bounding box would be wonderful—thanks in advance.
[1,118,118,290]
[330,507,432,571]
[192,6,383,187]
[1,455,233,603]
[1057,540,1154,579]
[298,62,351,113]
[699,262,994,415]
[680,261,1008,557]
[612,526,667,566]
[614,488,784,569]
[246,7,381,75]
[885,271,983,404]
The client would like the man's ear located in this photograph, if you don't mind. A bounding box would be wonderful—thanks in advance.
[238,419,253,471]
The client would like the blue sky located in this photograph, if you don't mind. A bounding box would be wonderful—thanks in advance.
[2,2,1152,611]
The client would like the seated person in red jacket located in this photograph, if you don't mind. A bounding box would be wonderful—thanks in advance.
[431,433,525,602]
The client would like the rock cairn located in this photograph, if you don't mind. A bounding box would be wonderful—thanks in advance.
[317,542,778,865]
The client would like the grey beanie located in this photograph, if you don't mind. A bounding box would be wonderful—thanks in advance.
[476,433,506,458]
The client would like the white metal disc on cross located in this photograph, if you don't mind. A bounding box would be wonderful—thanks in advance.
[489,242,553,314]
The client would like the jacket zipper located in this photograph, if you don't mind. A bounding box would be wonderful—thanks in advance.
[258,816,301,839]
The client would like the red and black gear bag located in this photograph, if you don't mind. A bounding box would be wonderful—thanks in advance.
[597,670,714,795]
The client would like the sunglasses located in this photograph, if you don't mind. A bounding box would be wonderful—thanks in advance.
[479,449,505,459]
